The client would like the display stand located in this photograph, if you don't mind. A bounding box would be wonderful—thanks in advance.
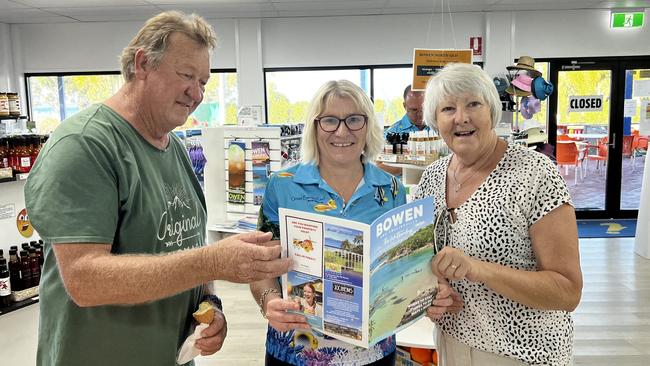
[202,125,301,242]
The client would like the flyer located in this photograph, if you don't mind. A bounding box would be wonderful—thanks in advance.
[251,141,271,205]
[227,141,246,204]
[279,197,438,348]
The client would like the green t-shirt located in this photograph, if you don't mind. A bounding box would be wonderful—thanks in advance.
[25,104,207,366]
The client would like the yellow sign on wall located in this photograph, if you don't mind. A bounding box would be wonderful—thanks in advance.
[412,49,473,91]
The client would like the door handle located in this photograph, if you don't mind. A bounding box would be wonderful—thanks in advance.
[608,133,616,149]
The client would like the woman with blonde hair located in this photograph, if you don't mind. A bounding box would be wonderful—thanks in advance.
[251,80,406,365]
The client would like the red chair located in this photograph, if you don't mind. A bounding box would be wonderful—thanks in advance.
[556,141,584,185]
[586,137,608,174]
[622,135,634,158]
[632,134,648,171]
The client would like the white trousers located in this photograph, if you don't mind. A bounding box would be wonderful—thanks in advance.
[435,328,529,366]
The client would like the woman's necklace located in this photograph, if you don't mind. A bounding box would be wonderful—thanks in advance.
[452,140,499,192]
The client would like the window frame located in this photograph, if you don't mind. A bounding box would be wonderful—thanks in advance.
[24,68,237,128]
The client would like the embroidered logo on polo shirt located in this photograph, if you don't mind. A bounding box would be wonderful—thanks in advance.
[313,199,337,212]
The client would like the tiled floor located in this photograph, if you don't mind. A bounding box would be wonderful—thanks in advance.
[1,238,649,365]
[559,154,645,211]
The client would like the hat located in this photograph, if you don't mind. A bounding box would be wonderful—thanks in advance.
[532,76,553,101]
[493,77,509,95]
[506,56,542,77]
[505,74,533,97]
[520,96,541,120]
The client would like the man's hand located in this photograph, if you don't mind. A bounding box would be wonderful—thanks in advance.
[195,309,227,356]
[208,231,291,283]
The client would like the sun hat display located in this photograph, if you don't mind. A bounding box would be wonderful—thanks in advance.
[520,96,542,120]
[532,76,554,101]
[505,74,533,97]
[506,55,542,77]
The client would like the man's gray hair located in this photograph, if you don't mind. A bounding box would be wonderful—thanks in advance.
[120,11,218,82]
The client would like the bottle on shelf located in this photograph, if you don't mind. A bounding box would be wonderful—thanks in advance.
[0,258,12,307]
[21,243,29,251]
[7,92,20,117]
[19,250,32,290]
[0,93,9,117]
[34,243,43,267]
[8,249,21,291]
[28,248,40,287]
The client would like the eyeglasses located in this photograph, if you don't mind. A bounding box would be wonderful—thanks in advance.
[432,208,452,252]
[315,114,367,132]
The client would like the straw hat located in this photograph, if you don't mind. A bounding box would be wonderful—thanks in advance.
[506,56,542,77]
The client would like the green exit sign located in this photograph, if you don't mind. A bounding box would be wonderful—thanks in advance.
[611,12,644,28]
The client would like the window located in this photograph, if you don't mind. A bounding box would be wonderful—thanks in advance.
[28,73,122,134]
[265,68,370,125]
[372,67,412,127]
[27,70,238,134]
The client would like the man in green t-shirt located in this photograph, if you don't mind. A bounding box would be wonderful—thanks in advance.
[25,11,290,366]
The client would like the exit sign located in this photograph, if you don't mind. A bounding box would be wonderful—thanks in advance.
[611,12,644,28]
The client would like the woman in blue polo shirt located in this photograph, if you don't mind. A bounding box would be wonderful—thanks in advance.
[250,80,406,366]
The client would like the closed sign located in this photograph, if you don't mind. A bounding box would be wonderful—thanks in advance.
[568,95,603,112]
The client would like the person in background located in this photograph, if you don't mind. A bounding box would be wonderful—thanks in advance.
[24,11,289,366]
[378,85,430,176]
[416,63,582,366]
[251,80,407,365]
[384,85,429,136]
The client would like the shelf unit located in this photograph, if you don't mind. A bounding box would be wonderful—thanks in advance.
[0,296,39,317]
[202,125,302,241]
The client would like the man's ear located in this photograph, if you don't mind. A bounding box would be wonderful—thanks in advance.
[403,101,407,110]
[133,49,149,80]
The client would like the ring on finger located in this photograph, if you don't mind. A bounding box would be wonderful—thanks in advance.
[450,264,458,269]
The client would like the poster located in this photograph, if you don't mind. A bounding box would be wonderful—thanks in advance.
[227,141,246,204]
[251,141,271,206]
[412,49,472,91]
[640,101,650,135]
[279,197,438,348]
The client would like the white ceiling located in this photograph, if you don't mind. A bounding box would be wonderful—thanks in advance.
[0,0,648,24]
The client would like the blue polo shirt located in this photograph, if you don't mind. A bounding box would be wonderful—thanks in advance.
[257,162,406,366]
[384,114,430,138]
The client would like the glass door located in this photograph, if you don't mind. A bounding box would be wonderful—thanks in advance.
[552,62,618,217]
[619,64,650,213]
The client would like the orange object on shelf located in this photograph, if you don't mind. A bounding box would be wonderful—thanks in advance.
[410,347,433,366]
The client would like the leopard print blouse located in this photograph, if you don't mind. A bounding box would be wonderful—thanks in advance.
[415,142,574,365]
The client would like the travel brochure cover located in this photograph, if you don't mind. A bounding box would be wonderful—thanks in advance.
[279,197,438,348]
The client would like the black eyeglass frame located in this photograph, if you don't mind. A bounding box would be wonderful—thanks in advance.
[314,114,368,132]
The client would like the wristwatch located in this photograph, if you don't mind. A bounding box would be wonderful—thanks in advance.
[258,288,281,318]
[201,294,223,311]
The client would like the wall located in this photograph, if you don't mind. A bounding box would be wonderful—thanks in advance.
[0,180,41,257]
[262,13,484,67]
[10,9,650,76]
[12,19,238,73]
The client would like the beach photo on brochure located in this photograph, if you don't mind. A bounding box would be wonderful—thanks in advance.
[279,196,438,348]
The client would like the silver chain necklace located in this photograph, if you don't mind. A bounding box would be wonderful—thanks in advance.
[452,140,499,192]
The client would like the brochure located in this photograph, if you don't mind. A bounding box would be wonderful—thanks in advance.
[279,197,438,348]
